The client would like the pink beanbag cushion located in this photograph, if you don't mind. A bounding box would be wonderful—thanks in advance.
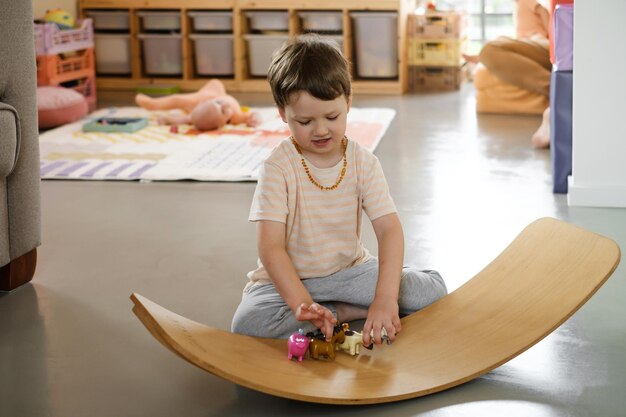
[37,86,88,129]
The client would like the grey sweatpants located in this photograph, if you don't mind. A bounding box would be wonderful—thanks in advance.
[231,259,447,339]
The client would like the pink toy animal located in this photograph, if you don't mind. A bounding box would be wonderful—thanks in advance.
[287,329,310,363]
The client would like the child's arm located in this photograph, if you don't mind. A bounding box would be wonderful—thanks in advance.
[362,212,404,346]
[257,220,337,340]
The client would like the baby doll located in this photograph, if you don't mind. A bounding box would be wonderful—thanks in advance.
[135,79,261,131]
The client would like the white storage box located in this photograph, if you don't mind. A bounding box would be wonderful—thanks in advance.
[84,10,130,31]
[298,11,343,32]
[351,12,398,78]
[188,11,233,32]
[94,34,132,74]
[190,34,234,76]
[244,34,289,76]
[321,35,344,52]
[137,11,181,32]
[138,33,182,75]
[245,11,289,32]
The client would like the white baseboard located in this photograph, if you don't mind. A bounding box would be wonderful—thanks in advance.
[568,177,626,208]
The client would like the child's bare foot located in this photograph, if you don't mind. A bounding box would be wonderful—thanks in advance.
[334,302,368,323]
[531,107,551,148]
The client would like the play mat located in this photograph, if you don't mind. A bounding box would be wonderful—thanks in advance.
[39,106,396,181]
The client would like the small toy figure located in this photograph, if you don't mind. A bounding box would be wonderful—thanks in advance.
[44,9,75,29]
[336,324,365,356]
[308,324,346,361]
[287,329,310,363]
[363,327,392,350]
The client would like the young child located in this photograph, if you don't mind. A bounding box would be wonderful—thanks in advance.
[135,79,261,131]
[231,35,447,346]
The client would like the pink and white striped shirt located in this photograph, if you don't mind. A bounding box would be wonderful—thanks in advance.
[246,138,396,290]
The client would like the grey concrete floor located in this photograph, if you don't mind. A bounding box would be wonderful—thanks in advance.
[2,84,625,417]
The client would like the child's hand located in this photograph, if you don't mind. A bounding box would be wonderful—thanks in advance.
[295,302,337,341]
[362,296,401,346]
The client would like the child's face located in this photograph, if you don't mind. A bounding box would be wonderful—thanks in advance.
[279,91,351,162]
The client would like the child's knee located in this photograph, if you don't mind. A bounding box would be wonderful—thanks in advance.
[428,270,448,299]
[399,269,447,312]
[231,303,297,339]
[231,307,257,336]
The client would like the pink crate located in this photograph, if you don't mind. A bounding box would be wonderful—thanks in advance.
[35,19,94,56]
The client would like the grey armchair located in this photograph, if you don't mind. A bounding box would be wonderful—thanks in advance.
[0,0,41,291]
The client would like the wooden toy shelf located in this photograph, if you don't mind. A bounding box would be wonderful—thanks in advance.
[79,0,412,94]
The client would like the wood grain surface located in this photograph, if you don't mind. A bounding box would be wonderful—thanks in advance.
[131,218,621,404]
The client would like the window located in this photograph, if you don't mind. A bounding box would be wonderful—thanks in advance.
[431,0,515,54]
[467,0,515,53]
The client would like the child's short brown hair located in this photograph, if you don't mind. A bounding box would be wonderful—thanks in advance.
[267,34,352,108]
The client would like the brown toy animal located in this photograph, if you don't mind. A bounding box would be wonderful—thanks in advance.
[308,325,346,360]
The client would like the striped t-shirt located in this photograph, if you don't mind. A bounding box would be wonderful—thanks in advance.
[246,138,397,289]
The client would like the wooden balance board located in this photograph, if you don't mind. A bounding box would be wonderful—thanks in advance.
[131,218,620,404]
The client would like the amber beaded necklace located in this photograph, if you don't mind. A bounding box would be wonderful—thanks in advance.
[290,136,347,191]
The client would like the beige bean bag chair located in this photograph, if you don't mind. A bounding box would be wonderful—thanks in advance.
[474,64,549,115]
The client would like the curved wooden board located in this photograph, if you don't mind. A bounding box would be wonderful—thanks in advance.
[130,218,621,404]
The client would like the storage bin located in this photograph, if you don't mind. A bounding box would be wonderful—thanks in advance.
[244,34,289,76]
[94,34,132,74]
[245,11,289,32]
[137,11,181,32]
[321,35,344,52]
[35,19,94,56]
[407,11,466,38]
[298,11,343,33]
[408,66,463,92]
[138,33,182,75]
[189,34,234,76]
[37,48,95,85]
[351,12,398,78]
[188,11,233,32]
[83,10,130,32]
[407,38,465,66]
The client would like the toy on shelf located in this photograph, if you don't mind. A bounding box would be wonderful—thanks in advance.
[82,117,148,133]
[44,9,75,30]
[287,329,310,363]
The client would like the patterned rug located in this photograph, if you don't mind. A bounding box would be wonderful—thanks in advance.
[39,106,396,181]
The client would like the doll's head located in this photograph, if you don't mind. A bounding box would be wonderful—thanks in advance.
[190,99,233,131]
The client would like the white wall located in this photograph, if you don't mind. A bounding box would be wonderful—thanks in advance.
[569,0,626,207]
[33,0,77,20]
